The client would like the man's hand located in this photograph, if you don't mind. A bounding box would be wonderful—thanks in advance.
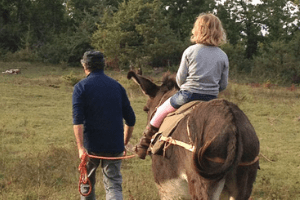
[78,148,86,159]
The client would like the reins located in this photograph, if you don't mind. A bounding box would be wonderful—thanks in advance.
[78,152,135,196]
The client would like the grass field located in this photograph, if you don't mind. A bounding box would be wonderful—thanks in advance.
[0,62,299,200]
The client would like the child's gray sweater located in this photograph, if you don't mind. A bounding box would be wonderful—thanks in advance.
[176,44,229,97]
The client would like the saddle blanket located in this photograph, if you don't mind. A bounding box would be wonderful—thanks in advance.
[150,100,202,155]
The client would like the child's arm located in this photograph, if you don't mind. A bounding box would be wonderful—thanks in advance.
[176,52,189,87]
[219,61,229,92]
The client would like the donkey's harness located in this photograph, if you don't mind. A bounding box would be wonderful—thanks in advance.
[150,100,259,167]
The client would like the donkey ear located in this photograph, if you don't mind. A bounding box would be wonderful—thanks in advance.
[127,71,159,98]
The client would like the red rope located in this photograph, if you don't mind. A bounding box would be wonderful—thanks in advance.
[88,154,135,160]
[78,152,135,196]
[78,153,92,196]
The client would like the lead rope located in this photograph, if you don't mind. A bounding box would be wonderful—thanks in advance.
[78,153,91,196]
[78,152,135,196]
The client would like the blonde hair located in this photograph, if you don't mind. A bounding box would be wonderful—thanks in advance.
[191,13,226,46]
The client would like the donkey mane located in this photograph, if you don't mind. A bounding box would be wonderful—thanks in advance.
[161,72,179,90]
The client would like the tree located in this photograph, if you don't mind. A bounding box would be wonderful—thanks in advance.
[160,0,212,41]
[46,0,122,65]
[0,0,69,53]
[260,0,299,42]
[0,0,32,52]
[217,0,265,59]
[92,0,184,69]
[32,0,111,65]
[288,30,300,83]
[65,0,121,18]
[216,1,242,45]
[30,0,67,43]
[253,38,299,84]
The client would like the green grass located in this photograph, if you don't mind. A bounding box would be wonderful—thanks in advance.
[0,62,300,200]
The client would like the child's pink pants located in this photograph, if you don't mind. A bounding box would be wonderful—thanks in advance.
[150,98,176,128]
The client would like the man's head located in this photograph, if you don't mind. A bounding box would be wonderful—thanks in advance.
[81,50,105,72]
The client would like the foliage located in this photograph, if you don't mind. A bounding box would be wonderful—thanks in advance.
[0,0,67,51]
[0,0,299,83]
[216,0,265,59]
[92,0,185,70]
[260,0,299,42]
[252,32,300,84]
[221,42,254,75]
[0,0,105,65]
[221,31,300,85]
[216,2,242,45]
[65,0,121,21]
[1,49,40,62]
[160,0,213,41]
[62,71,83,86]
[36,29,92,65]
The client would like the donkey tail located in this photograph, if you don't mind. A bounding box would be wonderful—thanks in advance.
[193,111,243,180]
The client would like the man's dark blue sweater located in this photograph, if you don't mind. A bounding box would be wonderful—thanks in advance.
[72,70,136,154]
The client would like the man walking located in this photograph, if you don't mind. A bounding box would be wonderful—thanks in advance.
[72,50,136,200]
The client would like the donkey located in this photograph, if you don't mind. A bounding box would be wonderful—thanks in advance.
[127,71,260,200]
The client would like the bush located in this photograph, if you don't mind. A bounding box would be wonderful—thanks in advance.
[38,31,92,66]
[221,42,254,77]
[2,48,40,62]
[252,39,299,84]
[62,71,83,86]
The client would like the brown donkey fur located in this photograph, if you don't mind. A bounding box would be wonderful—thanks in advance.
[128,71,260,200]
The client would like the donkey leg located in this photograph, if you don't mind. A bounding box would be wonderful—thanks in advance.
[155,177,190,200]
[152,154,191,200]
[237,163,259,200]
[210,178,226,200]
[221,170,238,200]
[227,164,258,200]
[186,172,226,200]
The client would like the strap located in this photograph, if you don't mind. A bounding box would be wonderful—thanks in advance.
[159,136,259,166]
[160,136,195,152]
[205,156,260,166]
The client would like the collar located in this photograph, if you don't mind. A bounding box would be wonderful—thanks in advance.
[86,69,104,77]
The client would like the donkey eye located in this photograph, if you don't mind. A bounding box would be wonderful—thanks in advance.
[143,106,149,113]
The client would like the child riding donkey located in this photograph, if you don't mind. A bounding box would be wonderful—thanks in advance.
[133,13,229,159]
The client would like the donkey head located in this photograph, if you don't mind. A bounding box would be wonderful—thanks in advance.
[127,71,179,122]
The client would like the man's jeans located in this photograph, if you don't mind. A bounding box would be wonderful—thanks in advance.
[80,153,123,200]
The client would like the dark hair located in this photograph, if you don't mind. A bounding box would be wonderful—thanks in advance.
[81,50,105,71]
